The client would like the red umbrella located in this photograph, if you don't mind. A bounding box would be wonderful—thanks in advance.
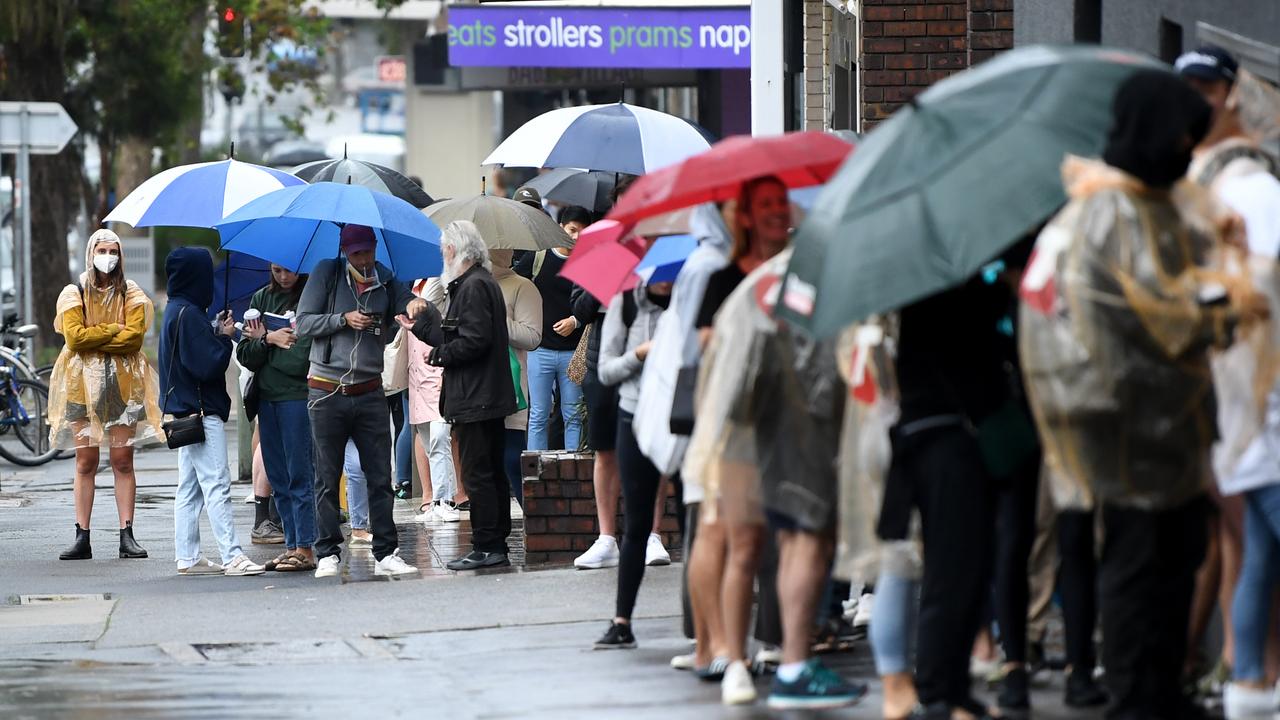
[607,131,854,226]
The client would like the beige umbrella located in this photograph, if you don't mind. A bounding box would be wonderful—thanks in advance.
[424,195,568,250]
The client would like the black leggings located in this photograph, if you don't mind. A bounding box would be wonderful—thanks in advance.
[994,454,1041,664]
[1057,509,1097,673]
[615,411,662,621]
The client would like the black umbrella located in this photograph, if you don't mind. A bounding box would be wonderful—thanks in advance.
[523,168,616,212]
[293,154,434,208]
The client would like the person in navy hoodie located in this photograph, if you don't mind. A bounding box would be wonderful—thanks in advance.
[159,247,264,577]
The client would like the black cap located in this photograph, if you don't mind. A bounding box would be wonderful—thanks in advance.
[1175,45,1239,84]
[514,186,542,208]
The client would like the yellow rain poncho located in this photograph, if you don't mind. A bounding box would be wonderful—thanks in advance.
[1019,157,1244,511]
[48,231,165,449]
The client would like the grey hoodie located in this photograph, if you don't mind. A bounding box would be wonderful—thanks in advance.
[296,258,414,385]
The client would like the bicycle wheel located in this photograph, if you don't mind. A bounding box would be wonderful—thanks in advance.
[36,364,53,385]
[0,379,59,466]
[0,347,38,382]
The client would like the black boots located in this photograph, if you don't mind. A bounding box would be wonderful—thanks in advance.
[119,521,148,559]
[59,523,92,560]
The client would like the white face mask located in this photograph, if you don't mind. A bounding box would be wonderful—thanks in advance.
[93,254,119,275]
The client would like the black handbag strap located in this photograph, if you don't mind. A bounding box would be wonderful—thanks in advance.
[163,306,202,417]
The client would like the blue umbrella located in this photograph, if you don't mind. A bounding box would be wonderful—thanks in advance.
[214,182,443,281]
[103,158,305,228]
[211,252,272,321]
[634,234,696,284]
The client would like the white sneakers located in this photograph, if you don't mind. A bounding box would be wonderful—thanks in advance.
[645,533,671,566]
[374,549,418,577]
[575,535,620,569]
[1224,682,1279,719]
[177,557,224,576]
[349,530,373,547]
[314,555,340,578]
[670,653,697,671]
[722,660,758,705]
[224,554,266,576]
[754,645,783,668]
[415,501,461,525]
[852,592,874,628]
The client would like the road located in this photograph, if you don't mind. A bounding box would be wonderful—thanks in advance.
[0,431,1099,719]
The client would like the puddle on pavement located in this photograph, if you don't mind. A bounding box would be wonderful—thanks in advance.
[338,508,528,583]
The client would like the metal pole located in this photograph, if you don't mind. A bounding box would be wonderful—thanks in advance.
[18,105,34,343]
[750,1,785,136]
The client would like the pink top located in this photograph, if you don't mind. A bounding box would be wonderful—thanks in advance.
[406,281,445,425]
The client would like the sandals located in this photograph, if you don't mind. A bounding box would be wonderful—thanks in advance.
[274,552,318,572]
[265,552,291,572]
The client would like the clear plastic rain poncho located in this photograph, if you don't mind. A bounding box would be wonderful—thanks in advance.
[48,231,165,449]
[1019,156,1246,511]
[682,249,846,530]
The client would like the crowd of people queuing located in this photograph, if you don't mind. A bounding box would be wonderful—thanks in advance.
[43,46,1280,718]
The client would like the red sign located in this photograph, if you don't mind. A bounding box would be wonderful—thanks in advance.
[377,56,407,84]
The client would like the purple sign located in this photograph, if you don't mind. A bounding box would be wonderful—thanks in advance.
[447,7,751,70]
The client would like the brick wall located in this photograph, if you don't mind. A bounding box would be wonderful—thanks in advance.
[968,0,1014,65]
[804,0,832,130]
[521,451,682,566]
[859,0,1014,131]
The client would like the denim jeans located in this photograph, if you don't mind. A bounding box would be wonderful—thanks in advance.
[504,428,526,505]
[413,421,455,503]
[870,570,919,675]
[395,392,413,488]
[310,389,398,562]
[174,416,244,567]
[1232,483,1280,683]
[343,439,369,531]
[258,399,316,548]
[527,347,583,451]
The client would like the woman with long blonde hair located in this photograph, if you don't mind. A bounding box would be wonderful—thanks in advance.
[50,228,165,560]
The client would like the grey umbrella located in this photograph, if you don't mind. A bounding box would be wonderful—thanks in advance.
[294,156,434,208]
[424,195,569,251]
[523,168,616,212]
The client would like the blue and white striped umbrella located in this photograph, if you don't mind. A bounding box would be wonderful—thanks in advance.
[482,102,712,176]
[104,159,305,228]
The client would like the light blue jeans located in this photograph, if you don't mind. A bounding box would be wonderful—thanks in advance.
[1232,483,1280,682]
[414,421,455,503]
[344,440,369,531]
[174,416,245,567]
[527,347,584,452]
[869,571,919,676]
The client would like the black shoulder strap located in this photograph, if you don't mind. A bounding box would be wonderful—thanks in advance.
[163,306,202,416]
[622,288,638,330]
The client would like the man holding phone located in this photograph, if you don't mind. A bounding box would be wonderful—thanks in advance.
[296,224,427,579]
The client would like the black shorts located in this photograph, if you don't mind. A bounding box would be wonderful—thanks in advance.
[582,373,619,452]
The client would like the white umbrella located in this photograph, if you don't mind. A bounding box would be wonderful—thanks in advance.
[104,158,304,228]
[482,102,712,176]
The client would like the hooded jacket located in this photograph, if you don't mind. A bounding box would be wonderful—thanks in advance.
[159,248,233,422]
[411,264,517,424]
[491,249,543,430]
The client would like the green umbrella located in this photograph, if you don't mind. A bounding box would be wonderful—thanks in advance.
[776,45,1167,337]
[424,194,569,251]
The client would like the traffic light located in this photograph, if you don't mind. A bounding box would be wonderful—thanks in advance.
[217,5,246,58]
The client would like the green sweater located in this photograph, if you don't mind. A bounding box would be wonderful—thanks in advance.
[235,287,313,402]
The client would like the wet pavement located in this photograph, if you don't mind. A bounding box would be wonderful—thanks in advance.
[0,433,1105,718]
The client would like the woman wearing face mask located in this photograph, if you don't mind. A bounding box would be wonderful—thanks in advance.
[592,274,674,650]
[49,229,166,560]
[236,265,316,572]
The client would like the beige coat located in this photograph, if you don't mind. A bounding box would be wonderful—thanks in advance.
[491,252,543,431]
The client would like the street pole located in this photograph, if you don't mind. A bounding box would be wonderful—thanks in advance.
[751,0,785,136]
[17,106,33,344]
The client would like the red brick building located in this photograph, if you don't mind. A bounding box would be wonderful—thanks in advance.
[801,0,1014,132]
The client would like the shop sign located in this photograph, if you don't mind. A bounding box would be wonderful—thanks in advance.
[448,6,750,69]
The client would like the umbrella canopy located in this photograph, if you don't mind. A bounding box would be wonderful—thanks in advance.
[423,194,568,251]
[561,232,696,302]
[776,45,1166,337]
[215,182,443,281]
[633,233,696,284]
[523,168,616,212]
[608,131,854,226]
[264,140,330,168]
[294,157,434,208]
[482,102,712,175]
[211,252,272,321]
[104,158,305,228]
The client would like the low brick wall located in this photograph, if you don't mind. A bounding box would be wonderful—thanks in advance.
[521,451,682,566]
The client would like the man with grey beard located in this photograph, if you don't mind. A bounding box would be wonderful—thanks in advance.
[398,220,517,570]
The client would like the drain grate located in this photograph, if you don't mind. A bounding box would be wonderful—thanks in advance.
[7,593,112,606]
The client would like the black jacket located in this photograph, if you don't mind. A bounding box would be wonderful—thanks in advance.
[413,265,516,424]
[570,285,604,377]
[159,248,233,422]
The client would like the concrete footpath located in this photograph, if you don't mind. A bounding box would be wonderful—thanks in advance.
[0,429,1096,719]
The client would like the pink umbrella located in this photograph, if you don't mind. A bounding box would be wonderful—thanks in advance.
[561,236,646,302]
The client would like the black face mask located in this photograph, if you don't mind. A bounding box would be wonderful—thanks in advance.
[1102,70,1212,189]
[646,288,671,310]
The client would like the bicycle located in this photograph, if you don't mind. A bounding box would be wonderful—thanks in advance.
[0,314,42,382]
[0,366,58,466]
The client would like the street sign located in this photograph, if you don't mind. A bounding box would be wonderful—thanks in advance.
[0,102,78,155]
